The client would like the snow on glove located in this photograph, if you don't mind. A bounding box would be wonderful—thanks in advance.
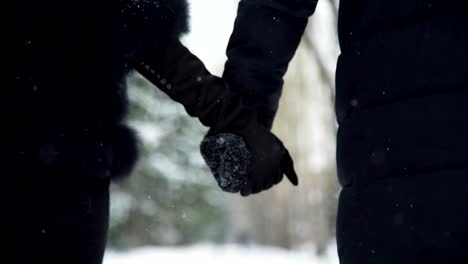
[199,133,251,193]
[132,39,298,196]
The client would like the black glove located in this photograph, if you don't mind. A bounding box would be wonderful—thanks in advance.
[132,40,298,196]
[201,126,298,196]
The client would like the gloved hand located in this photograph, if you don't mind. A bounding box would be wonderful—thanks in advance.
[201,126,298,196]
[132,39,298,196]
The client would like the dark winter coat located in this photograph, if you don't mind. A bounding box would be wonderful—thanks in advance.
[6,0,189,182]
[224,0,468,189]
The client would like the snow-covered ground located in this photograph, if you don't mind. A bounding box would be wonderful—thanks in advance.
[104,244,339,264]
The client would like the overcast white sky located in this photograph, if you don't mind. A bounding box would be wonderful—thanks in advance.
[183,0,239,75]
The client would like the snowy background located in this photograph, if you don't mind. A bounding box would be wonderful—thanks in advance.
[105,244,339,264]
[106,0,340,262]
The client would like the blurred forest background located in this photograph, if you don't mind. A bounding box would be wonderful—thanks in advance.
[108,0,341,255]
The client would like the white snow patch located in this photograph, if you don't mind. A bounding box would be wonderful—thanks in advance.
[104,244,339,264]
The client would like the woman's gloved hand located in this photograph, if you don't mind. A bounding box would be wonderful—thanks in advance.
[132,39,298,196]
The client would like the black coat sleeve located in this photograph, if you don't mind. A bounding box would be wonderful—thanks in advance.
[223,0,318,129]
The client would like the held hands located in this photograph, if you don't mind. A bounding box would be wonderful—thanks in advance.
[201,125,298,196]
[133,39,298,196]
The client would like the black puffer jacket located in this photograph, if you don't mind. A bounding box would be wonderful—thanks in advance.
[224,0,468,189]
[6,0,189,181]
[336,0,468,188]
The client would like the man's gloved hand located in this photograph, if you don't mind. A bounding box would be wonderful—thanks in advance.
[201,126,298,196]
[132,39,298,196]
